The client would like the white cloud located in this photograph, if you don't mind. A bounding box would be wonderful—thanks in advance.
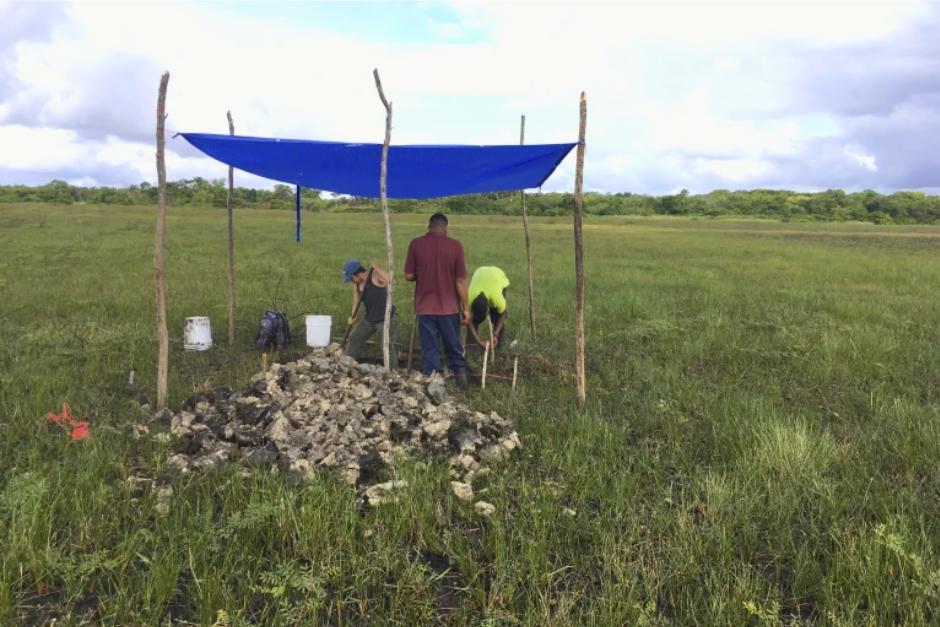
[0,1,937,193]
[693,157,774,183]
[0,125,83,170]
[426,18,467,41]
[0,123,272,187]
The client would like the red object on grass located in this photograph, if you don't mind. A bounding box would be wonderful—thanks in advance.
[46,402,71,425]
[70,422,90,441]
[46,403,90,441]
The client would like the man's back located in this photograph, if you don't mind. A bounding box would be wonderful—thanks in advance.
[404,231,467,316]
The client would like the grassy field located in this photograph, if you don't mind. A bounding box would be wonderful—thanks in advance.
[4,203,940,625]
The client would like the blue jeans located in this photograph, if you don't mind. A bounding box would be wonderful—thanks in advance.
[417,314,467,375]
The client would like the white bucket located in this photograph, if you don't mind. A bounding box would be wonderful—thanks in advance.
[183,316,213,351]
[305,315,332,347]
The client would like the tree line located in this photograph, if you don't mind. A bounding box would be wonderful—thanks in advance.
[0,178,324,211]
[3,179,940,224]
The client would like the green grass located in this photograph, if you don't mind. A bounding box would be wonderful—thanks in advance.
[4,203,940,624]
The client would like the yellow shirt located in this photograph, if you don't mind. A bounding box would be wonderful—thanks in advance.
[468,266,510,314]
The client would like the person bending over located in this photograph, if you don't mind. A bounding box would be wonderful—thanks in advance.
[467,266,510,349]
[342,259,398,368]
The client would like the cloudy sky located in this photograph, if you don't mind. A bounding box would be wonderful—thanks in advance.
[1,1,938,194]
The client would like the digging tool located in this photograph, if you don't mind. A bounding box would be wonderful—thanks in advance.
[341,305,361,347]
[486,315,497,365]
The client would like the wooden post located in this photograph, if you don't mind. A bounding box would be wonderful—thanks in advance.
[154,71,170,409]
[573,92,587,406]
[520,114,536,336]
[226,110,236,347]
[407,317,417,370]
[481,341,489,390]
[512,356,519,392]
[373,68,394,370]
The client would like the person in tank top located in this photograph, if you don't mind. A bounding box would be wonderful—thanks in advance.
[342,259,398,368]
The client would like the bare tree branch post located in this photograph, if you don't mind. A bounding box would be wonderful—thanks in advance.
[407,317,417,370]
[154,71,170,409]
[373,68,394,370]
[481,341,490,390]
[520,114,536,336]
[226,110,236,347]
[573,92,587,406]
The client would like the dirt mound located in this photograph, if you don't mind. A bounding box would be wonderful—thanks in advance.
[164,344,520,508]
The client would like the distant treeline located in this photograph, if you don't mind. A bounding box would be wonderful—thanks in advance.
[3,179,940,224]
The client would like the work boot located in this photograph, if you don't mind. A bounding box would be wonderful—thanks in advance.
[454,368,469,390]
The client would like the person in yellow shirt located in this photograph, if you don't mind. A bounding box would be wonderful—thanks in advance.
[467,266,510,349]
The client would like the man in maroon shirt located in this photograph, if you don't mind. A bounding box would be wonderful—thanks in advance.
[404,213,470,387]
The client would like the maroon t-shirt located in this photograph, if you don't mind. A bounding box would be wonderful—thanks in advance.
[404,231,467,316]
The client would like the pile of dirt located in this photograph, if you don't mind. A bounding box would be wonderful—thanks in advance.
[163,344,520,509]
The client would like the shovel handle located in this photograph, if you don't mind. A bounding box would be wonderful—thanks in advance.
[341,307,360,346]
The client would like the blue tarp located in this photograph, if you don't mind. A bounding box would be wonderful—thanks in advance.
[179,133,576,199]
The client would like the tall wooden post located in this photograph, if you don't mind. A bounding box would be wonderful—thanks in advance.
[373,68,394,370]
[573,92,587,406]
[226,111,236,347]
[520,114,536,335]
[154,72,170,408]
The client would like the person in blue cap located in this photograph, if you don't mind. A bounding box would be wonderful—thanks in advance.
[342,259,398,368]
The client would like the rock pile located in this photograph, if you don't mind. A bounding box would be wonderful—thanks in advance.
[163,344,520,509]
